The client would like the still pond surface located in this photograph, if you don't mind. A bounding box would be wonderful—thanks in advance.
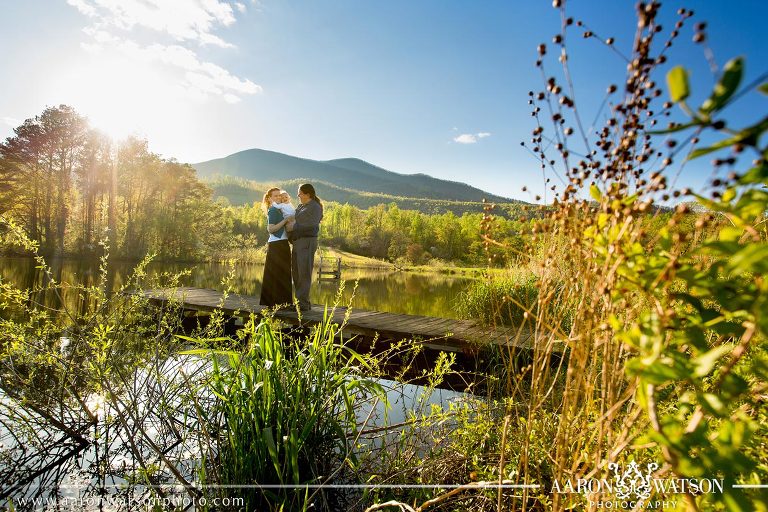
[0,257,476,319]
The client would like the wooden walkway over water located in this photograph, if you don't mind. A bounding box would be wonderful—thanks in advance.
[136,287,537,354]
[135,287,561,390]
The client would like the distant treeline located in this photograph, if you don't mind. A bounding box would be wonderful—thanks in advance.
[223,200,530,265]
[0,105,529,265]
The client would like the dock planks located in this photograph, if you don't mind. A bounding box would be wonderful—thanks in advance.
[134,287,545,354]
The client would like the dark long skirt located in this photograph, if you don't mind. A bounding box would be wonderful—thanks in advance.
[260,239,293,307]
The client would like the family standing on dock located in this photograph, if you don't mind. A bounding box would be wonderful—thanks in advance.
[259,183,324,311]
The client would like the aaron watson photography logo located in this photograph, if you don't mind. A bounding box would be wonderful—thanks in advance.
[551,460,724,509]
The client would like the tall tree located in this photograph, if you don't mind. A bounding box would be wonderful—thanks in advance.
[42,106,88,255]
[0,118,46,242]
[0,106,88,255]
[74,131,112,252]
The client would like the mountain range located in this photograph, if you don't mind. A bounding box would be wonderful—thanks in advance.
[192,148,515,207]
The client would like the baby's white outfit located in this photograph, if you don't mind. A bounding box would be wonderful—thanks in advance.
[273,202,296,217]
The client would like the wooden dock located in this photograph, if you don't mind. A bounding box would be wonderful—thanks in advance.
[134,288,561,391]
[135,287,538,354]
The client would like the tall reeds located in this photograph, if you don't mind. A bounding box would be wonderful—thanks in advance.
[456,272,574,334]
[450,2,767,510]
[189,313,386,511]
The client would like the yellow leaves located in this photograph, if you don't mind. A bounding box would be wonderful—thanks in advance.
[589,183,602,202]
[597,213,610,230]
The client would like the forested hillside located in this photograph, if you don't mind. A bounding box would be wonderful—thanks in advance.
[192,148,513,204]
[205,175,529,218]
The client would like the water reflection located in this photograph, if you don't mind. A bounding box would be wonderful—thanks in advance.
[0,257,476,319]
[0,355,213,510]
[0,358,472,510]
[0,257,484,509]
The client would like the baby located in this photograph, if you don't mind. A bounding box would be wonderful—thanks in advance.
[272,190,296,231]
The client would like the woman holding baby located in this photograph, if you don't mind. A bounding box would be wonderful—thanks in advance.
[259,187,294,308]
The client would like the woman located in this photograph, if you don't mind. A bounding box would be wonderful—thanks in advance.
[259,187,294,308]
[290,183,323,311]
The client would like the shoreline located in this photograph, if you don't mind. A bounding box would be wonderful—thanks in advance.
[0,250,499,276]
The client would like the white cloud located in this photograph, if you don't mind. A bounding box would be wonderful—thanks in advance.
[67,0,238,48]
[67,0,261,104]
[83,26,119,44]
[116,41,261,100]
[80,42,103,54]
[67,0,97,17]
[223,93,242,104]
[453,133,478,144]
[453,131,492,144]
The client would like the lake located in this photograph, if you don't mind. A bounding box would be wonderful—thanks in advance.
[0,256,476,508]
[0,257,477,320]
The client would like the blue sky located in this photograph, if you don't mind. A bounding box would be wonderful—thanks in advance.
[1,1,766,201]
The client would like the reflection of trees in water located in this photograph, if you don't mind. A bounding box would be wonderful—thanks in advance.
[1,258,119,321]
[314,272,474,319]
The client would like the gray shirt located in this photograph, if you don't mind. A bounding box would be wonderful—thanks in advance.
[292,199,323,239]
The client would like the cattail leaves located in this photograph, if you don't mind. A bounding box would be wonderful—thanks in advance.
[262,426,281,476]
[188,316,386,509]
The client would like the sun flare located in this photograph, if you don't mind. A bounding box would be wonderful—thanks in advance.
[56,51,180,140]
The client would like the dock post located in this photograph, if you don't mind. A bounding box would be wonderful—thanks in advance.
[318,256,342,279]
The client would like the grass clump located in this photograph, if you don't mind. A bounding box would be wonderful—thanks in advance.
[456,272,574,334]
[189,314,386,511]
